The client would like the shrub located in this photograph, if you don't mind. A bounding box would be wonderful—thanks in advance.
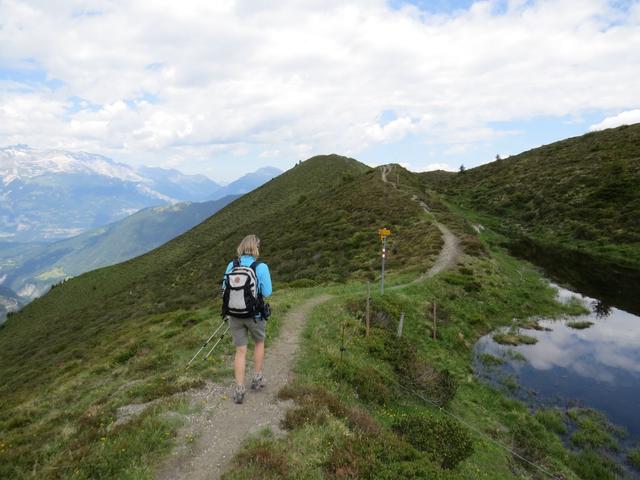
[278,384,382,434]
[367,330,458,407]
[348,294,405,331]
[281,404,329,430]
[232,440,290,479]
[324,431,449,480]
[333,359,394,405]
[421,368,457,407]
[392,414,474,469]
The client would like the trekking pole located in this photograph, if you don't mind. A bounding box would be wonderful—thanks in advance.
[203,325,231,361]
[185,319,227,368]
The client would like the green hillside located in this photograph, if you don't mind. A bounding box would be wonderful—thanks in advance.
[0,155,444,478]
[423,124,640,264]
[422,124,640,307]
[0,152,620,479]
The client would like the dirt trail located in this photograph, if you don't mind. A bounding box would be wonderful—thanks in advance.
[155,295,332,480]
[380,164,461,286]
[154,164,460,479]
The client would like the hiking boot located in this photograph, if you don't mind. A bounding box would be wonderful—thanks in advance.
[232,384,245,404]
[250,373,266,391]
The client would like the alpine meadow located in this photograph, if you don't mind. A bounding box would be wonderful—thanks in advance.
[3,125,640,479]
[2,1,640,478]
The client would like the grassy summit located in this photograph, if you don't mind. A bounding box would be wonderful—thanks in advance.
[422,124,640,269]
[0,155,443,478]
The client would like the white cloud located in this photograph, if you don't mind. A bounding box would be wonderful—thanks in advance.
[420,162,457,172]
[0,0,639,179]
[589,109,640,131]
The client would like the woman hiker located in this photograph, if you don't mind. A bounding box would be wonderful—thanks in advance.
[221,235,272,404]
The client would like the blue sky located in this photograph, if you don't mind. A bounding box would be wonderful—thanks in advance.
[390,0,477,13]
[1,0,639,181]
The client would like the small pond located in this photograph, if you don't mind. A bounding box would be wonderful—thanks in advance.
[474,283,640,472]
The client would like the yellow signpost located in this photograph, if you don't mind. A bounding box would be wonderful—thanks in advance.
[378,227,391,240]
[379,228,392,294]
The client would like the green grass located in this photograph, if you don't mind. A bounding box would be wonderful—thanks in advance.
[504,349,527,362]
[0,286,312,479]
[493,330,538,346]
[566,320,594,330]
[478,353,505,367]
[535,409,567,435]
[567,408,624,452]
[629,446,640,470]
[224,219,595,480]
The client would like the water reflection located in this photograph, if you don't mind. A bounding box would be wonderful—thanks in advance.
[474,283,640,440]
[592,299,613,319]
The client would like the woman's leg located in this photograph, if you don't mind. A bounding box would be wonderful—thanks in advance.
[234,345,247,385]
[253,340,265,374]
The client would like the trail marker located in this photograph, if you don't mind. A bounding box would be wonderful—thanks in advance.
[378,228,391,239]
[378,228,392,294]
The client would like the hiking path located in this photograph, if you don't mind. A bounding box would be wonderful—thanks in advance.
[154,164,460,479]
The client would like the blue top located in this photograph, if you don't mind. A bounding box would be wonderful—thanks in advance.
[222,255,272,298]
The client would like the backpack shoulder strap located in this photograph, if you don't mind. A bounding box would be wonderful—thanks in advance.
[249,261,262,272]
[249,261,262,294]
[232,258,240,268]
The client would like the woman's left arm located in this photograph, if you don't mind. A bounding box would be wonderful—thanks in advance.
[257,263,272,297]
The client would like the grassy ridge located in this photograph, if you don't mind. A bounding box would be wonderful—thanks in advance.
[0,155,444,478]
[422,124,640,270]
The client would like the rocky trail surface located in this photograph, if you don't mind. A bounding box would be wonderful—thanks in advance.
[155,295,332,480]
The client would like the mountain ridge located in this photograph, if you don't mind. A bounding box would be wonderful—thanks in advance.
[208,166,282,201]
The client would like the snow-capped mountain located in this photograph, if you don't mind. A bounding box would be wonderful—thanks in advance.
[0,145,221,242]
[1,144,146,185]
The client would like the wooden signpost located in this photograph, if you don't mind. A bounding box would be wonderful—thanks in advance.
[378,228,392,294]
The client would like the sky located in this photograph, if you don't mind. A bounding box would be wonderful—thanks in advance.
[1,0,639,182]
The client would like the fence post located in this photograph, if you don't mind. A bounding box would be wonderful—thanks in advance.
[340,320,346,362]
[432,302,437,340]
[397,312,404,338]
[365,282,371,338]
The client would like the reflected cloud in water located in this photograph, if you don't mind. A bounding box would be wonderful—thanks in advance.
[474,283,640,439]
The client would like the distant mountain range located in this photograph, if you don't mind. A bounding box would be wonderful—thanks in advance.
[208,166,282,201]
[0,145,281,242]
[0,145,282,321]
[0,195,238,322]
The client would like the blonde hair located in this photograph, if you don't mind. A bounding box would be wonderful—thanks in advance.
[237,234,260,258]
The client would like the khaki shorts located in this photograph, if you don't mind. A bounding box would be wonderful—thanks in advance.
[228,316,266,347]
